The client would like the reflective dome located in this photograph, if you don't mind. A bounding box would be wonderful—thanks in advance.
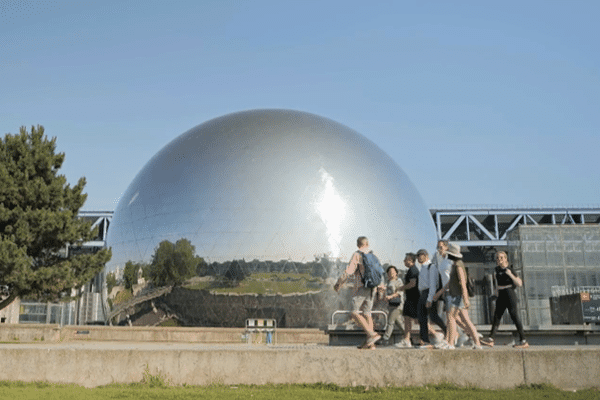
[106,109,436,327]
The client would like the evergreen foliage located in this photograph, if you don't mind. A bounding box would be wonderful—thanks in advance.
[105,272,117,293]
[146,238,199,287]
[0,125,111,310]
[123,261,144,290]
[224,262,246,285]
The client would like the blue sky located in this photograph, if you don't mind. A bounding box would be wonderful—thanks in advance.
[1,0,599,211]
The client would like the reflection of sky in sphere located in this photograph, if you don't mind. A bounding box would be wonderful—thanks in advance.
[315,167,346,258]
[105,109,436,272]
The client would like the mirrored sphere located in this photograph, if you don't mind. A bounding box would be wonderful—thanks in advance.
[105,109,436,327]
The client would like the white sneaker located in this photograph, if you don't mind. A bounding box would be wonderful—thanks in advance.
[431,333,444,345]
[394,339,412,348]
[456,333,469,348]
[472,344,483,350]
[434,340,452,349]
[513,340,529,349]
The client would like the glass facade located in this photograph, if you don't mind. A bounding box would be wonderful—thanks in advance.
[508,225,600,326]
[19,301,76,325]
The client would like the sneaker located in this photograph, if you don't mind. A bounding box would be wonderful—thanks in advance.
[418,342,433,349]
[472,344,483,350]
[431,333,444,345]
[434,340,450,349]
[513,340,529,349]
[456,333,469,348]
[394,339,412,348]
[366,333,381,347]
[480,337,494,347]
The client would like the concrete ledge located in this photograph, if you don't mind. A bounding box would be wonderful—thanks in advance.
[327,324,600,346]
[0,343,598,389]
[0,324,61,343]
[61,326,327,344]
[0,324,328,345]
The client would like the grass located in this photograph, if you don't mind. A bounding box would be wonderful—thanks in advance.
[0,382,596,400]
[111,288,133,305]
[184,272,326,295]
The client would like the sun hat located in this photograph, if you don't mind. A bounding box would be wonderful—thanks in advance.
[446,243,462,258]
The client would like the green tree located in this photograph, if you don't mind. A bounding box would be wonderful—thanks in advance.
[147,238,198,287]
[195,257,208,276]
[123,261,142,290]
[105,271,117,294]
[0,125,111,310]
[224,261,246,286]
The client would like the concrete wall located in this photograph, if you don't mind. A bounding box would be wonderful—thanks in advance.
[0,297,20,324]
[0,343,598,390]
[161,287,343,328]
[0,323,328,344]
[0,323,61,342]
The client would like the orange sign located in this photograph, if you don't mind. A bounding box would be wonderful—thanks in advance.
[580,292,590,302]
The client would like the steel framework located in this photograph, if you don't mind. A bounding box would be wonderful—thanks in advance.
[77,211,112,248]
[431,207,600,247]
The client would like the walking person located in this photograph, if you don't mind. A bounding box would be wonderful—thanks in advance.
[333,236,383,350]
[396,253,419,348]
[481,251,529,349]
[416,249,446,348]
[380,266,405,345]
[434,243,483,349]
[431,240,471,347]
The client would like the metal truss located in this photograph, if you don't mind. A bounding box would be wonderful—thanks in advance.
[431,207,600,247]
[78,207,600,249]
[76,211,113,248]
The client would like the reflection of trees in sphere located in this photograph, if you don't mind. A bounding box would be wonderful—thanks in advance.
[105,109,436,327]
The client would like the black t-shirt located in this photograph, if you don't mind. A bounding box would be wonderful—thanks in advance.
[404,265,420,302]
[495,265,517,287]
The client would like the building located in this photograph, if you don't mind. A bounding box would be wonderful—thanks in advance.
[432,207,600,326]
[7,212,112,326]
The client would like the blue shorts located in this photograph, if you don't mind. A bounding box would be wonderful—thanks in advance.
[446,294,464,310]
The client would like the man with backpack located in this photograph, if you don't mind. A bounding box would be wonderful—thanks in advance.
[334,236,384,350]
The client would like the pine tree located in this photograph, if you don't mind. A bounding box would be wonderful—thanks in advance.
[0,125,111,310]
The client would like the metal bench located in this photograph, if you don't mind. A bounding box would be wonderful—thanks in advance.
[326,310,391,346]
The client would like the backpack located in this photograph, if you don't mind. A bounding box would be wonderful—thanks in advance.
[358,250,384,288]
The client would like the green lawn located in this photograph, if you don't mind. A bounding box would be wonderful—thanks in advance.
[184,272,326,295]
[0,382,595,400]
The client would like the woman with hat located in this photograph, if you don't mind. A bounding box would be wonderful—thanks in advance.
[433,243,482,349]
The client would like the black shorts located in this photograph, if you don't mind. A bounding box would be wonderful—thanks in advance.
[403,299,418,319]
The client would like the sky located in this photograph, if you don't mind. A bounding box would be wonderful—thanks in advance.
[1,0,599,211]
